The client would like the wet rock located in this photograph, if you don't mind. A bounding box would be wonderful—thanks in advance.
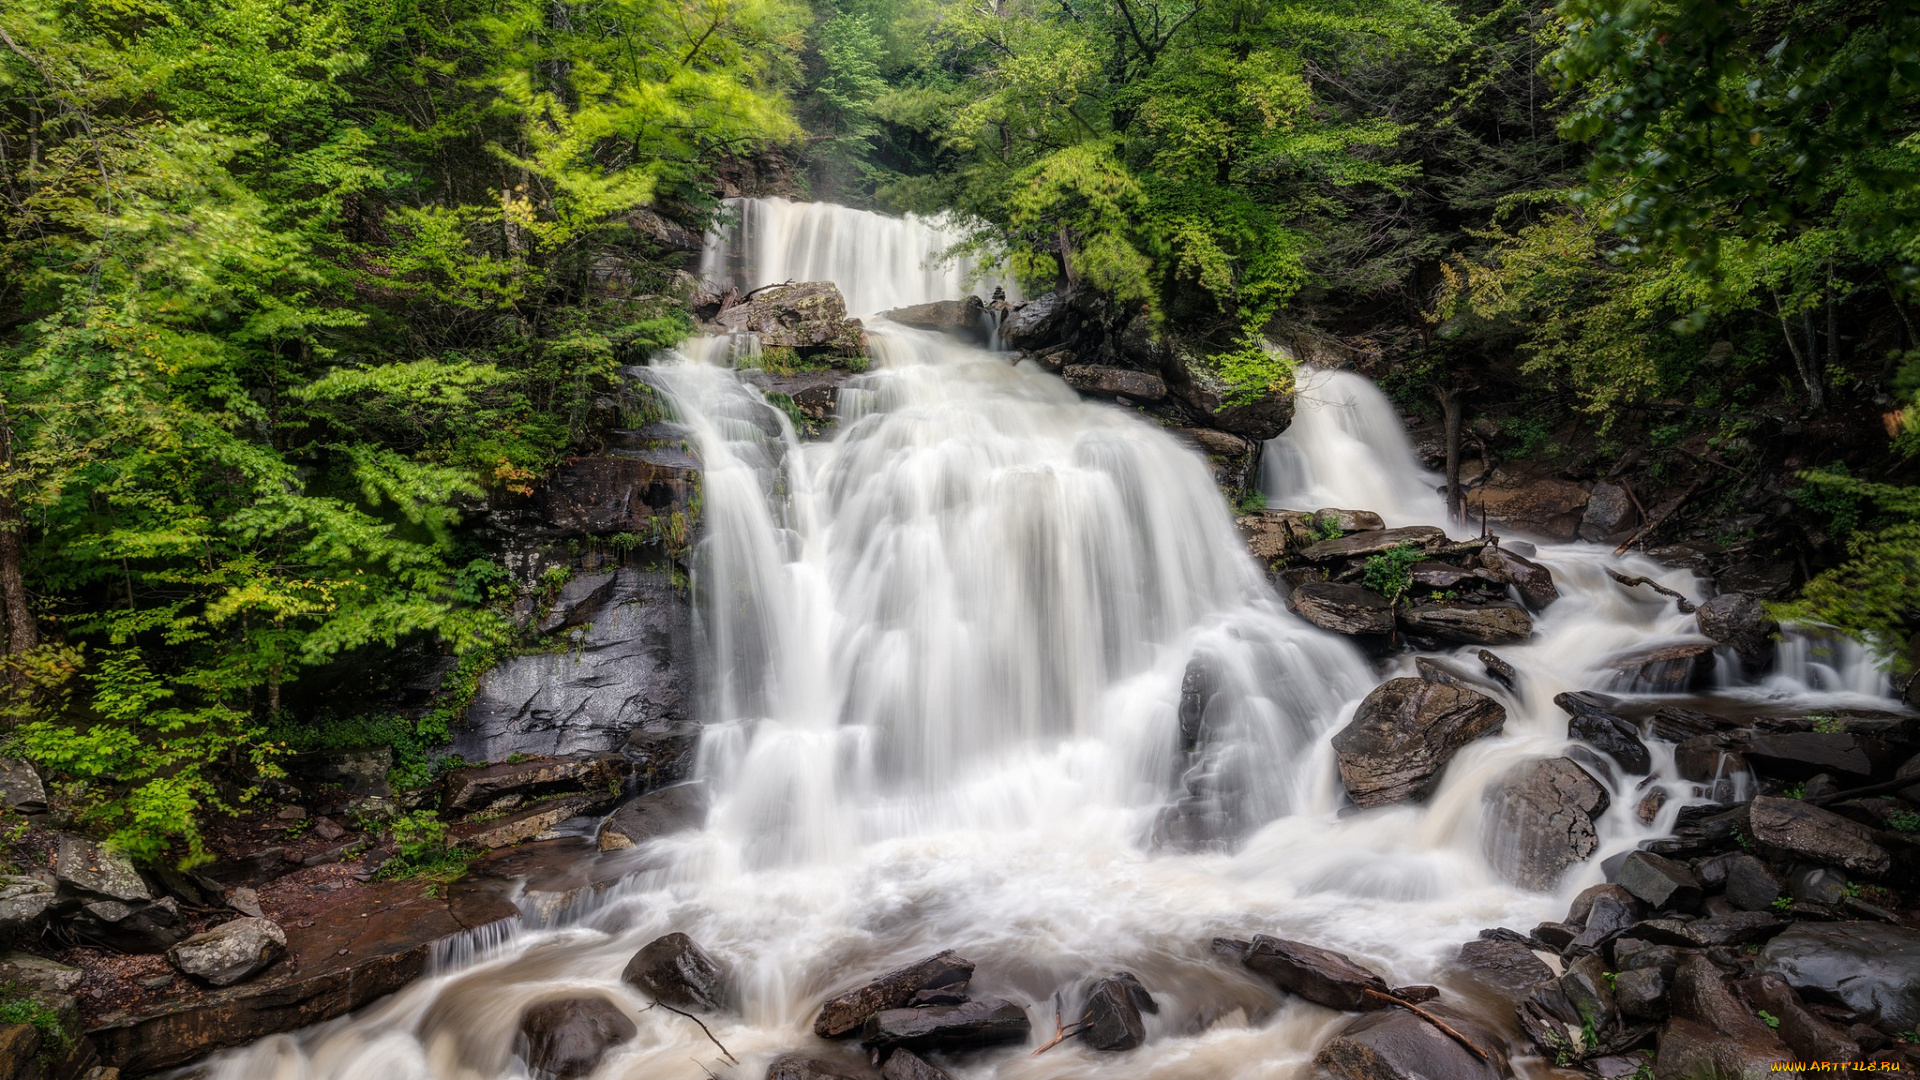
[1741,973,1861,1064]
[1315,508,1387,532]
[909,984,968,1007]
[1605,642,1716,693]
[460,570,694,762]
[814,950,976,1038]
[55,835,151,902]
[167,917,287,987]
[1314,1002,1510,1080]
[1532,922,1579,950]
[1722,854,1783,912]
[1409,562,1501,590]
[1081,973,1155,1051]
[1656,1016,1786,1080]
[1398,601,1533,646]
[1612,967,1666,1021]
[517,995,637,1080]
[1062,364,1167,402]
[1455,938,1554,1002]
[0,950,81,996]
[1612,937,1688,978]
[1477,650,1516,688]
[1560,953,1618,1032]
[1670,954,1791,1059]
[1744,732,1895,780]
[1174,428,1259,492]
[879,298,987,344]
[0,877,54,943]
[1238,510,1313,564]
[454,793,599,850]
[0,759,45,813]
[621,933,730,1012]
[1748,796,1891,876]
[1620,912,1784,949]
[532,569,620,633]
[1555,691,1652,775]
[1579,482,1637,542]
[76,895,189,952]
[1477,546,1558,610]
[443,753,628,816]
[1614,852,1703,912]
[1465,473,1589,543]
[1648,706,1740,743]
[1759,922,1920,1029]
[1695,593,1777,670]
[1567,896,1638,952]
[716,281,867,354]
[1567,883,1640,925]
[1334,679,1506,808]
[879,1049,951,1080]
[623,721,701,792]
[596,782,708,852]
[1482,757,1609,891]
[1787,866,1849,906]
[1300,526,1448,562]
[1414,657,1504,696]
[1227,935,1392,1011]
[1001,292,1068,352]
[1288,583,1395,636]
[859,998,1030,1054]
[767,1054,876,1080]
[1673,734,1750,785]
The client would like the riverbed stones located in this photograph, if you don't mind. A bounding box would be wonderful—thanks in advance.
[1333,679,1506,808]
[167,917,287,987]
[1224,935,1392,1011]
[1759,922,1920,1029]
[517,995,637,1080]
[621,933,730,1012]
[1081,973,1156,1051]
[814,950,976,1038]
[1555,692,1652,774]
[1747,795,1891,876]
[1477,546,1558,610]
[1606,642,1717,693]
[1288,583,1395,636]
[1314,1001,1509,1080]
[858,999,1030,1054]
[1481,757,1609,891]
[1398,601,1532,646]
[1614,852,1703,912]
[596,782,709,852]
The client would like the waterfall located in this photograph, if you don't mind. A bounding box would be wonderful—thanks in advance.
[701,197,1018,316]
[202,204,1896,1080]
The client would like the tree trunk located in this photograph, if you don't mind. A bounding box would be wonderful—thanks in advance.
[0,492,35,683]
[1438,385,1464,525]
[1773,290,1826,410]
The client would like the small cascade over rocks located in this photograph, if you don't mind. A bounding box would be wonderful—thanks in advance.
[190,202,1914,1080]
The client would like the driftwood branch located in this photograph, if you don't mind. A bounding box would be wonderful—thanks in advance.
[1604,568,1696,613]
[643,1000,738,1065]
[1361,989,1490,1062]
[1614,479,1702,555]
[1030,993,1093,1056]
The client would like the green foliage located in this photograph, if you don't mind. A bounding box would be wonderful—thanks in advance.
[374,809,476,886]
[1888,810,1920,833]
[1772,895,1795,913]
[1756,1010,1781,1030]
[0,985,68,1055]
[1362,543,1424,604]
[1774,473,1920,670]
[1311,513,1343,541]
[1233,492,1267,515]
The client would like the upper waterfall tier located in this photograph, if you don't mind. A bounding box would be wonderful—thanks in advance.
[699,197,1018,317]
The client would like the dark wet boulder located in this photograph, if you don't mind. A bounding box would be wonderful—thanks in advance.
[1618,912,1784,949]
[1481,757,1608,891]
[1668,954,1790,1065]
[1741,973,1862,1064]
[1759,922,1920,1029]
[1605,642,1716,693]
[1555,692,1652,775]
[167,917,287,987]
[1747,796,1891,876]
[1477,650,1517,688]
[1612,967,1666,1021]
[1566,896,1638,952]
[1062,364,1167,402]
[623,721,701,792]
[1314,1001,1510,1080]
[621,933,731,1012]
[1614,852,1702,912]
[1455,937,1553,1005]
[1288,583,1395,636]
[1695,591,1777,670]
[879,1049,952,1080]
[1333,679,1506,808]
[1743,732,1896,780]
[1414,657,1504,697]
[715,281,867,354]
[879,298,987,344]
[1081,973,1156,1051]
[1465,473,1589,543]
[1173,427,1259,492]
[766,1054,876,1080]
[1656,1016,1785,1080]
[1560,953,1618,1032]
[859,999,1030,1054]
[517,996,637,1080]
[441,753,628,816]
[1397,601,1532,646]
[597,782,709,852]
[1579,481,1637,542]
[1721,854,1783,912]
[1001,292,1068,351]
[1299,526,1448,562]
[1224,935,1392,1011]
[1477,546,1558,611]
[814,950,976,1038]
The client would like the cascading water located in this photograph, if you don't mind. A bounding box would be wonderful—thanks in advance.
[205,205,1897,1080]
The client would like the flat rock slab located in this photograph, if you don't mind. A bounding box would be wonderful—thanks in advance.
[814,950,975,1038]
[453,793,602,850]
[859,998,1030,1053]
[1742,732,1896,779]
[442,753,628,815]
[1399,601,1533,646]
[597,782,708,852]
[1289,583,1394,636]
[1315,1001,1509,1080]
[1300,526,1448,562]
[1224,935,1392,1011]
[1760,922,1920,1030]
[1747,795,1891,876]
[1334,679,1506,808]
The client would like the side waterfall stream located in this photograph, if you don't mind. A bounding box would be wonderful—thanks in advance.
[205,201,1894,1080]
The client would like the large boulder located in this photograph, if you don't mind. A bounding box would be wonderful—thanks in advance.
[54,835,151,902]
[458,570,694,762]
[1172,428,1259,493]
[167,917,287,987]
[1741,973,1863,1064]
[879,298,988,344]
[1061,364,1167,402]
[1743,732,1893,780]
[74,894,190,952]
[1578,482,1637,542]
[1300,526,1447,563]
[596,782,708,852]
[1554,692,1652,774]
[1397,602,1532,646]
[621,933,731,1012]
[1667,954,1790,1069]
[1465,472,1589,542]
[0,878,54,945]
[0,759,45,813]
[623,721,702,792]
[1220,935,1392,1011]
[1747,796,1891,877]
[1695,592,1777,670]
[0,950,81,997]
[715,282,867,355]
[1614,852,1702,912]
[1605,642,1716,693]
[1454,938,1554,1004]
[1288,583,1395,636]
[1759,922,1920,1029]
[813,950,976,1038]
[1333,679,1507,808]
[1481,757,1609,891]
[1080,972,1156,1051]
[1656,1016,1786,1080]
[1314,1002,1510,1080]
[517,996,637,1080]
[1001,292,1069,352]
[858,999,1030,1054]
[880,1049,952,1080]
[1477,547,1558,610]
[442,753,628,816]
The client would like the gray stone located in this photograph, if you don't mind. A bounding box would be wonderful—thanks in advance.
[1314,1002,1510,1080]
[621,933,730,1012]
[1288,583,1394,636]
[623,721,701,792]
[0,759,45,813]
[1567,883,1640,925]
[1300,526,1448,562]
[1081,973,1154,1051]
[1759,922,1920,1028]
[1579,482,1636,542]
[1612,967,1666,1021]
[1614,851,1702,911]
[1605,642,1716,693]
[1741,973,1861,1064]
[596,782,707,852]
[1695,592,1777,669]
[1554,692,1652,774]
[879,1049,951,1080]
[1560,953,1617,1032]
[1061,364,1167,402]
[459,570,695,762]
[766,1054,874,1080]
[442,753,627,816]
[1001,292,1068,352]
[714,282,866,353]
[1397,601,1533,646]
[1482,757,1609,891]
[1455,938,1553,1003]
[1227,935,1392,1011]
[814,950,976,1039]
[858,999,1030,1054]
[1722,854,1782,911]
[0,950,82,996]
[1477,546,1558,610]
[1748,796,1891,876]
[167,917,287,987]
[54,835,151,902]
[517,995,637,1080]
[1788,866,1850,906]
[1669,954,1790,1062]
[1477,650,1517,687]
[879,298,988,344]
[1333,679,1506,808]
[0,877,54,942]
